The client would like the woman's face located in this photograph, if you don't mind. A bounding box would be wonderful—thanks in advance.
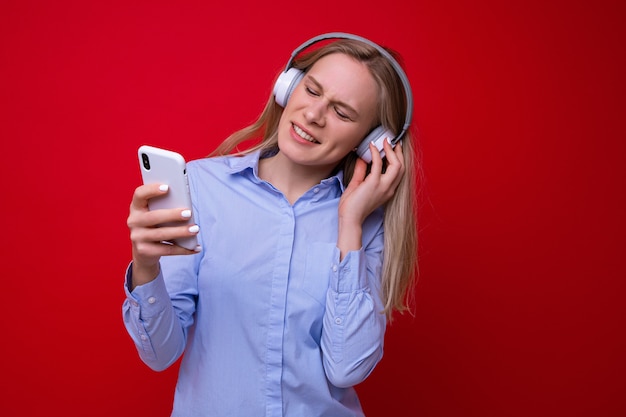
[276,53,379,172]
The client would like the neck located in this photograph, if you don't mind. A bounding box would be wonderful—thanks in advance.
[258,152,333,205]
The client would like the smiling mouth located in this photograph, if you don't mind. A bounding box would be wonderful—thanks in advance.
[293,124,319,144]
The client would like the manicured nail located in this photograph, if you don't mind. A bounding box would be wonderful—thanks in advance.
[194,245,202,252]
[188,225,200,233]
[181,209,192,218]
[159,184,169,192]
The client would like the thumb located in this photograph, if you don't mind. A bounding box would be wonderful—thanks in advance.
[348,158,367,189]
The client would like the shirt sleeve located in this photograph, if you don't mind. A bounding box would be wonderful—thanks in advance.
[321,215,387,388]
[121,258,198,371]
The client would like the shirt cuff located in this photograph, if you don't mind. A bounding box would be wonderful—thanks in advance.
[331,247,368,293]
[124,262,170,318]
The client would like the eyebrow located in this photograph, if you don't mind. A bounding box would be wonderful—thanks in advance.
[306,75,359,119]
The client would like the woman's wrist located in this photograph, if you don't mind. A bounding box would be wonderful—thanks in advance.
[130,260,160,291]
[337,217,363,260]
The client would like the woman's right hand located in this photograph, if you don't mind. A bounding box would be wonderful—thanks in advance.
[127,183,200,288]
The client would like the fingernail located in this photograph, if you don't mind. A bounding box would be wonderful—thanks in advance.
[194,245,202,252]
[181,209,192,218]
[188,225,200,233]
[159,184,169,192]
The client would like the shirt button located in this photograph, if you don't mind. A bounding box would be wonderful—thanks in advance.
[335,317,342,325]
[131,301,139,307]
[332,265,338,272]
[140,334,148,341]
[148,297,156,304]
[313,188,320,194]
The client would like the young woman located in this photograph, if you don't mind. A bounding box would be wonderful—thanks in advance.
[123,33,419,417]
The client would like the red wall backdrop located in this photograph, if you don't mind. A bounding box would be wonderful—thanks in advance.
[1,1,624,416]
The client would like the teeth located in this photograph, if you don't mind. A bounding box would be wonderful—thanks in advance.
[293,124,318,143]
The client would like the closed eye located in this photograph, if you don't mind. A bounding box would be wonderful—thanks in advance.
[305,86,320,97]
[334,107,351,121]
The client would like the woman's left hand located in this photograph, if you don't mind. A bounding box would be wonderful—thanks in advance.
[339,138,405,225]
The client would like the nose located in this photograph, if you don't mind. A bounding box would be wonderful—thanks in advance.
[304,100,326,127]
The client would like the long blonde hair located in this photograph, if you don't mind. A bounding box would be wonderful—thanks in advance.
[210,39,419,321]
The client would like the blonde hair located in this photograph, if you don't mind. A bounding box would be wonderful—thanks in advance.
[210,39,419,321]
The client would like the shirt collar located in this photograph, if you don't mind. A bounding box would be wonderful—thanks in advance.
[224,150,345,193]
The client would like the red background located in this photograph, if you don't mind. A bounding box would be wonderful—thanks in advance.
[1,1,624,416]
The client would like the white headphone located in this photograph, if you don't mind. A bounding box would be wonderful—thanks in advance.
[273,32,414,163]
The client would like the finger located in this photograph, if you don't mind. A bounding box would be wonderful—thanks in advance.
[368,142,384,177]
[131,222,200,249]
[381,138,402,163]
[352,157,367,184]
[130,183,170,210]
[375,140,405,194]
[133,239,200,259]
[393,139,405,165]
[382,139,405,176]
[128,207,194,229]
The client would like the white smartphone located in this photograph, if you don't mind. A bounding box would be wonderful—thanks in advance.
[137,145,198,250]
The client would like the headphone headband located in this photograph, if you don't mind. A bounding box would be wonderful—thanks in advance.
[283,32,413,144]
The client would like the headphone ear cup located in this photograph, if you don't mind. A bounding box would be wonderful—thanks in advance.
[355,126,396,163]
[273,67,304,107]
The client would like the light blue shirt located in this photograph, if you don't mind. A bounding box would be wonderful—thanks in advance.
[123,150,387,417]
